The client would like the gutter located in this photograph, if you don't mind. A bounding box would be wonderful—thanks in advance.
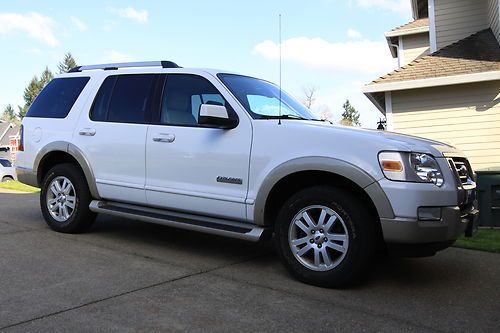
[362,71,500,94]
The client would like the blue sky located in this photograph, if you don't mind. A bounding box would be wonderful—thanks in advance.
[0,0,412,128]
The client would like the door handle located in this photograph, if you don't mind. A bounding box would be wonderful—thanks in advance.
[79,128,96,136]
[152,133,175,143]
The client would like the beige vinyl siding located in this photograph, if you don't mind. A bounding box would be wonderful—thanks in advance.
[401,33,430,66]
[435,0,489,49]
[391,81,500,170]
[488,0,500,42]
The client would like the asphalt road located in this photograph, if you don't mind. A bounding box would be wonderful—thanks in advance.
[0,192,499,332]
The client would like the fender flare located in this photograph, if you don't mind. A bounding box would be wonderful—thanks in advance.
[34,141,100,199]
[252,156,394,225]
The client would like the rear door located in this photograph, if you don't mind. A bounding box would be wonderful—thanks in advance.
[73,74,159,204]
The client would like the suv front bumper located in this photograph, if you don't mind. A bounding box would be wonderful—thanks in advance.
[381,205,479,244]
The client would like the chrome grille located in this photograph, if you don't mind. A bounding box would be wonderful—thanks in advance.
[448,157,473,186]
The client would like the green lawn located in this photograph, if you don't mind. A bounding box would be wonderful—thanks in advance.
[454,228,500,254]
[0,180,40,193]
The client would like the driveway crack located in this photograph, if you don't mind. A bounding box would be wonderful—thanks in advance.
[0,252,270,331]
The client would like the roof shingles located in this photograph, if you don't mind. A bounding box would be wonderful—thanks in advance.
[371,29,500,85]
[387,18,429,35]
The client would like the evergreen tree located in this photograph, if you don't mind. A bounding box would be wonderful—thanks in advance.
[23,76,42,107]
[40,66,54,86]
[1,104,17,122]
[340,99,361,126]
[17,53,75,119]
[58,52,77,73]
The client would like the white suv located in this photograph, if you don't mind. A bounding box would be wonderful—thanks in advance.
[16,61,478,287]
[0,157,16,182]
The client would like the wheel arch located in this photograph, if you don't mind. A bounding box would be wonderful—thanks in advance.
[254,157,394,228]
[35,141,100,199]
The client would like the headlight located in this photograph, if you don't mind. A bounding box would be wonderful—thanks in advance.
[409,153,444,186]
[378,152,444,187]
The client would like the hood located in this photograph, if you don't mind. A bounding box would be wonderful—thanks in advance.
[282,120,462,157]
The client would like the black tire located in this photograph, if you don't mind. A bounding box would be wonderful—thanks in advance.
[2,176,14,182]
[40,163,96,233]
[275,186,375,288]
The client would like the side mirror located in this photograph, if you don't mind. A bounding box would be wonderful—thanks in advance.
[198,104,238,129]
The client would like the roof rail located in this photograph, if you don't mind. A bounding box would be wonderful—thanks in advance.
[68,61,181,73]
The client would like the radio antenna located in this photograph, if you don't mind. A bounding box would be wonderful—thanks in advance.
[278,14,282,125]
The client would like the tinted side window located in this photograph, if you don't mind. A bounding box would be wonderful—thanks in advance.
[90,76,117,121]
[26,77,90,118]
[160,75,234,126]
[0,159,12,167]
[107,75,156,123]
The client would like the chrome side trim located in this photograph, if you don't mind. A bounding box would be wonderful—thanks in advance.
[89,200,268,242]
[145,185,247,204]
[97,179,144,190]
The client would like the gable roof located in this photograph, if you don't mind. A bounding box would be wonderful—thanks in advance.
[0,123,18,148]
[385,18,429,38]
[364,29,500,92]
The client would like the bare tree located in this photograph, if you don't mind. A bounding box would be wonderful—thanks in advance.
[316,104,335,122]
[302,85,318,109]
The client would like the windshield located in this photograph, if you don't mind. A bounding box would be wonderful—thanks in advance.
[218,74,319,120]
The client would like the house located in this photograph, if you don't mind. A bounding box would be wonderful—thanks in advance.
[362,0,500,171]
[0,120,19,161]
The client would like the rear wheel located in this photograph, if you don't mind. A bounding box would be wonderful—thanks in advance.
[275,186,375,288]
[1,176,14,182]
[40,163,96,233]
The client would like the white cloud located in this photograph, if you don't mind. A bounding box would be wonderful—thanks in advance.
[26,47,42,55]
[347,28,362,39]
[70,16,87,31]
[355,0,411,14]
[0,12,58,46]
[108,7,148,24]
[102,50,134,63]
[253,37,395,75]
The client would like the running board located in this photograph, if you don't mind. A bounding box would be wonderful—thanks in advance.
[89,200,269,242]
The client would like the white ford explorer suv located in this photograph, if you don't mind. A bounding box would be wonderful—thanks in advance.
[16,61,478,287]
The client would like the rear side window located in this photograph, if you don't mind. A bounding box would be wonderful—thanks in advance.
[26,77,90,118]
[0,159,12,167]
[90,74,157,124]
[90,76,116,122]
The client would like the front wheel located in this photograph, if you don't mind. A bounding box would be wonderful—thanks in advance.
[275,186,375,288]
[40,163,96,233]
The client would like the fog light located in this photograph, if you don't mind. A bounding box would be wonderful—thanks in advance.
[418,207,442,221]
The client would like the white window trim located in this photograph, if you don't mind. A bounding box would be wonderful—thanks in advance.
[384,92,394,131]
[428,0,437,52]
[398,36,405,67]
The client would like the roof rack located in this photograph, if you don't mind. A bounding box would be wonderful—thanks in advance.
[68,61,181,73]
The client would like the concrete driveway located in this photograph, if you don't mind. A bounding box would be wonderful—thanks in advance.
[0,192,499,332]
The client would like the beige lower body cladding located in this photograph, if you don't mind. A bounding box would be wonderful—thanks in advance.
[390,80,500,170]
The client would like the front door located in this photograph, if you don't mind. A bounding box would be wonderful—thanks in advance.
[146,73,252,220]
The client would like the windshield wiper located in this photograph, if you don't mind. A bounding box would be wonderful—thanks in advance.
[259,114,310,120]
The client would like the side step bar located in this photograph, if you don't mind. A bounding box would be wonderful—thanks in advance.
[89,200,270,242]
